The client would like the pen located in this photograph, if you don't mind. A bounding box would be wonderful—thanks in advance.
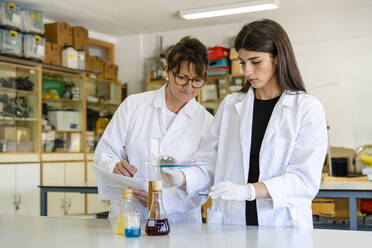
[123,145,130,163]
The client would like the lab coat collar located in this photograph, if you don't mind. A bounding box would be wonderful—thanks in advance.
[233,87,298,183]
[152,84,167,109]
[234,88,298,115]
[151,84,197,119]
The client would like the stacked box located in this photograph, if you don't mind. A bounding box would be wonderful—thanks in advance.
[0,2,23,30]
[207,46,230,75]
[229,48,243,76]
[43,41,62,66]
[86,56,104,79]
[207,58,230,76]
[0,29,22,56]
[22,8,44,34]
[23,34,45,60]
[104,63,118,81]
[72,26,88,54]
[44,22,73,47]
[229,47,238,60]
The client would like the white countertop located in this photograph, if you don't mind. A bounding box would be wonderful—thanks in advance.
[1,215,371,248]
[320,181,372,190]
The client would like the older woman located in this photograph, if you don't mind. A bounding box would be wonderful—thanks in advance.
[94,37,213,223]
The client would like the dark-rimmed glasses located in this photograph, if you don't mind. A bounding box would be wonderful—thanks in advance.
[171,71,206,89]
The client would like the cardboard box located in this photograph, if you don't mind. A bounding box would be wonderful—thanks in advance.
[44,22,73,47]
[86,56,104,79]
[231,59,243,76]
[104,63,118,81]
[229,48,238,60]
[72,26,88,53]
[44,41,62,66]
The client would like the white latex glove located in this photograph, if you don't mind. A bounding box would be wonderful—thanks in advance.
[160,167,185,187]
[209,181,256,201]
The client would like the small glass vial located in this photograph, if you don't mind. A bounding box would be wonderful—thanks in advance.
[114,188,140,237]
[145,180,170,236]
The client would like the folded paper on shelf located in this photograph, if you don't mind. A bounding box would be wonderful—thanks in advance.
[93,164,147,201]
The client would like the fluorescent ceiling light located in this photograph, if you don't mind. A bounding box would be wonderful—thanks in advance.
[179,0,280,20]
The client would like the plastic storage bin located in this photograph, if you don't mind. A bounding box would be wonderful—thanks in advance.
[208,58,230,69]
[23,34,45,60]
[0,29,22,56]
[42,77,66,98]
[22,8,44,34]
[0,2,23,30]
[48,111,80,131]
[207,58,230,75]
[208,47,229,61]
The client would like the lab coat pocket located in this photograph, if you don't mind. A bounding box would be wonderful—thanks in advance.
[207,209,223,224]
[288,206,313,229]
[274,137,295,170]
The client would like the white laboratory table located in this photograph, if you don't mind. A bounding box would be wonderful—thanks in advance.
[1,215,372,248]
[316,181,372,230]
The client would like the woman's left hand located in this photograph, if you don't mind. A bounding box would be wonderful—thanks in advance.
[132,189,148,207]
[209,181,256,201]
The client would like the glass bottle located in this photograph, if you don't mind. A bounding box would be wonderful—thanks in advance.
[114,188,140,237]
[145,180,170,236]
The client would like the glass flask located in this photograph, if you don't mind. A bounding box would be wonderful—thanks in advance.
[114,188,140,237]
[145,180,170,236]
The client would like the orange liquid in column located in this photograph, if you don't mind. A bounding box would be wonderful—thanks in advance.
[148,181,153,212]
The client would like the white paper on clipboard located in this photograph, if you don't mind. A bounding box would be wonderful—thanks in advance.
[93,164,147,201]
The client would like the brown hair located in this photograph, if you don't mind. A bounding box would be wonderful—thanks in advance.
[167,36,208,77]
[235,19,306,93]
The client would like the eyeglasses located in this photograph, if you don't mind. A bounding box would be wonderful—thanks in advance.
[171,71,206,89]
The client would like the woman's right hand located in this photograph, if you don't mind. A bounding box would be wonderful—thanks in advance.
[113,160,137,177]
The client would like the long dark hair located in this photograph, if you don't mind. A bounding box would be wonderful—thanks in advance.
[235,19,306,93]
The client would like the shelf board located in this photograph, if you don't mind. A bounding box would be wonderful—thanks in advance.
[87,101,119,107]
[0,87,36,95]
[43,98,82,104]
[0,55,40,68]
[0,55,97,76]
[0,116,38,121]
[42,130,83,133]
[42,63,98,76]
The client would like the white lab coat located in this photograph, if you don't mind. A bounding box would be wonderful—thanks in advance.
[184,87,327,228]
[94,85,213,224]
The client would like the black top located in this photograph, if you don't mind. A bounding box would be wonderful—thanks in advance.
[246,95,281,226]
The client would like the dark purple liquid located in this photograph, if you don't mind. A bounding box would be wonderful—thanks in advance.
[145,218,170,236]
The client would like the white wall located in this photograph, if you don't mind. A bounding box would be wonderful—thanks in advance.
[116,35,144,94]
[115,6,372,149]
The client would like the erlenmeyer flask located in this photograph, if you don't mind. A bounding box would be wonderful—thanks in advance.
[145,180,170,236]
